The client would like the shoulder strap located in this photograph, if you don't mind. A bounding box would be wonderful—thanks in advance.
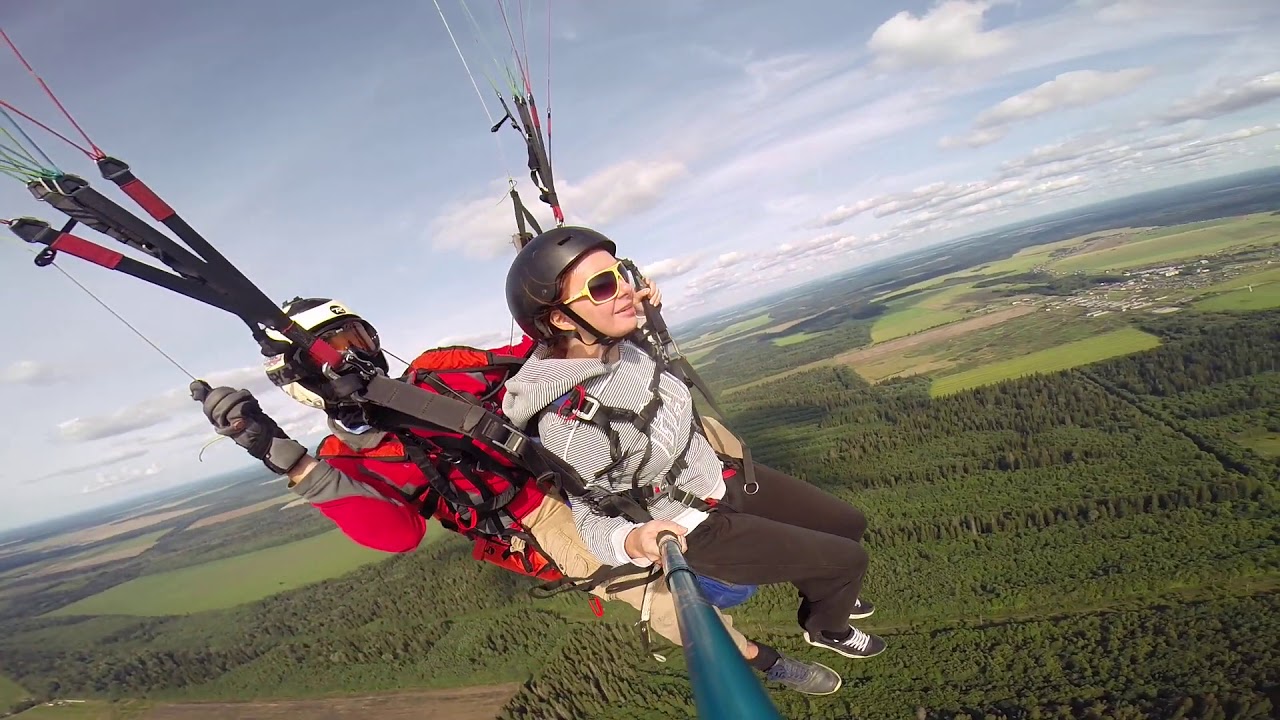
[358,375,653,524]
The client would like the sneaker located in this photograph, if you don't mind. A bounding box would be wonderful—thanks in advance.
[765,656,843,695]
[849,597,875,620]
[803,626,887,659]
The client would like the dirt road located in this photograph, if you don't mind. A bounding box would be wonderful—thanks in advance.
[143,685,522,720]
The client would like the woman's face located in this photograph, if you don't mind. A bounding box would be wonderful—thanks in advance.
[551,248,638,340]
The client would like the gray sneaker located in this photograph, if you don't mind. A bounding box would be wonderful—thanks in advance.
[765,656,843,695]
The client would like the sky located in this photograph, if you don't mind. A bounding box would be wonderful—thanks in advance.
[1,0,1278,532]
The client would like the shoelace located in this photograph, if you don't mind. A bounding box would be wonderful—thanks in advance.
[768,658,812,684]
[836,627,871,652]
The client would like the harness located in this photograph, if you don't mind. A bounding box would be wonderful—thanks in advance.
[547,344,720,517]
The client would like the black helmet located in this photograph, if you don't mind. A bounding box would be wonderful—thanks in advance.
[506,226,617,340]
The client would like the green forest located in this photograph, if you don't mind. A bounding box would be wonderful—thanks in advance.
[1,307,1278,719]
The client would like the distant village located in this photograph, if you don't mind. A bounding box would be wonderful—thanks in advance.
[1013,250,1278,317]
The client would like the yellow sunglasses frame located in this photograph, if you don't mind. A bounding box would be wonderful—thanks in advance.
[562,261,629,305]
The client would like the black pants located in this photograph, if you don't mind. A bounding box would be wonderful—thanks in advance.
[683,463,869,636]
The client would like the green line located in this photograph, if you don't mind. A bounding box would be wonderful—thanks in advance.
[0,130,44,171]
[0,108,59,173]
[457,0,519,95]
[0,127,42,164]
[0,138,45,174]
[0,157,41,180]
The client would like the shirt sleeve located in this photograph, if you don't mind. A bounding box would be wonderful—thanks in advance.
[289,461,428,553]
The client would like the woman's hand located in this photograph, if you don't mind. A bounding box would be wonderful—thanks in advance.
[634,280,662,310]
[624,520,686,565]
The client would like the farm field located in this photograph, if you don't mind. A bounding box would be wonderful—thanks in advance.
[1194,281,1280,311]
[20,531,171,580]
[47,530,389,617]
[1,674,30,708]
[184,496,294,531]
[1052,214,1280,272]
[930,327,1162,396]
[870,306,966,343]
[771,330,825,346]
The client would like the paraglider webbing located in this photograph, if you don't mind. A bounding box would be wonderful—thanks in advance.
[656,532,784,720]
[621,259,758,490]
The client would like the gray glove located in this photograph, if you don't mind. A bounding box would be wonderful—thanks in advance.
[190,381,306,475]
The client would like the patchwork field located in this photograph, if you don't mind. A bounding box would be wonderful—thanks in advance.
[930,327,1163,397]
[20,531,171,579]
[1052,214,1280,272]
[184,496,295,531]
[7,509,207,555]
[48,530,389,617]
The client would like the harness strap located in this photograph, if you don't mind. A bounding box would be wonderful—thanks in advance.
[400,436,521,516]
[357,375,653,525]
[528,562,656,599]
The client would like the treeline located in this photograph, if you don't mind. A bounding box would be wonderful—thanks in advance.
[495,592,1280,720]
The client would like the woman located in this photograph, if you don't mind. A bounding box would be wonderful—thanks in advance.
[501,226,886,661]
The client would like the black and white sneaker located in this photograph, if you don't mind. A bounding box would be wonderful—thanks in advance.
[849,598,875,620]
[803,626,886,659]
[764,656,843,696]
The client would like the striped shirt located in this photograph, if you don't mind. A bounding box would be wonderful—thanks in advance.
[502,340,725,567]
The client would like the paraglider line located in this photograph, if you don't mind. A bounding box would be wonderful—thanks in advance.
[497,1,531,93]
[197,435,229,462]
[50,262,196,380]
[0,100,95,160]
[457,0,517,96]
[1,27,105,159]
[1,106,61,172]
[545,0,553,164]
[435,0,515,177]
[517,0,531,90]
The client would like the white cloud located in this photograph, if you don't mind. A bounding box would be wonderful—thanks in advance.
[940,127,1009,149]
[429,159,689,259]
[640,255,703,281]
[814,120,1276,245]
[29,449,151,484]
[79,462,162,495]
[977,68,1154,127]
[0,360,74,386]
[54,365,277,443]
[1161,70,1280,124]
[943,68,1154,149]
[868,1,1012,71]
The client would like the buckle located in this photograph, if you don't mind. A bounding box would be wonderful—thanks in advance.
[573,395,602,422]
[488,424,527,456]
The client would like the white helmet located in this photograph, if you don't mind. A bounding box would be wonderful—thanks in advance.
[262,297,384,410]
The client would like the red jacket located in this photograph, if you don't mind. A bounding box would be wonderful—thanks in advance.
[287,336,556,578]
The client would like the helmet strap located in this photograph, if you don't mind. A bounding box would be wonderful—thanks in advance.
[558,304,625,353]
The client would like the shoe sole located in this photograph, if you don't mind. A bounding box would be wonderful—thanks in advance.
[848,608,874,620]
[802,631,887,660]
[800,662,842,696]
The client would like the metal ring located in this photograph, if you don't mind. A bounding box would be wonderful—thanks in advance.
[743,481,760,495]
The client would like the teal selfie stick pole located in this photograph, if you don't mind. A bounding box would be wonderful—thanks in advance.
[656,531,785,720]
